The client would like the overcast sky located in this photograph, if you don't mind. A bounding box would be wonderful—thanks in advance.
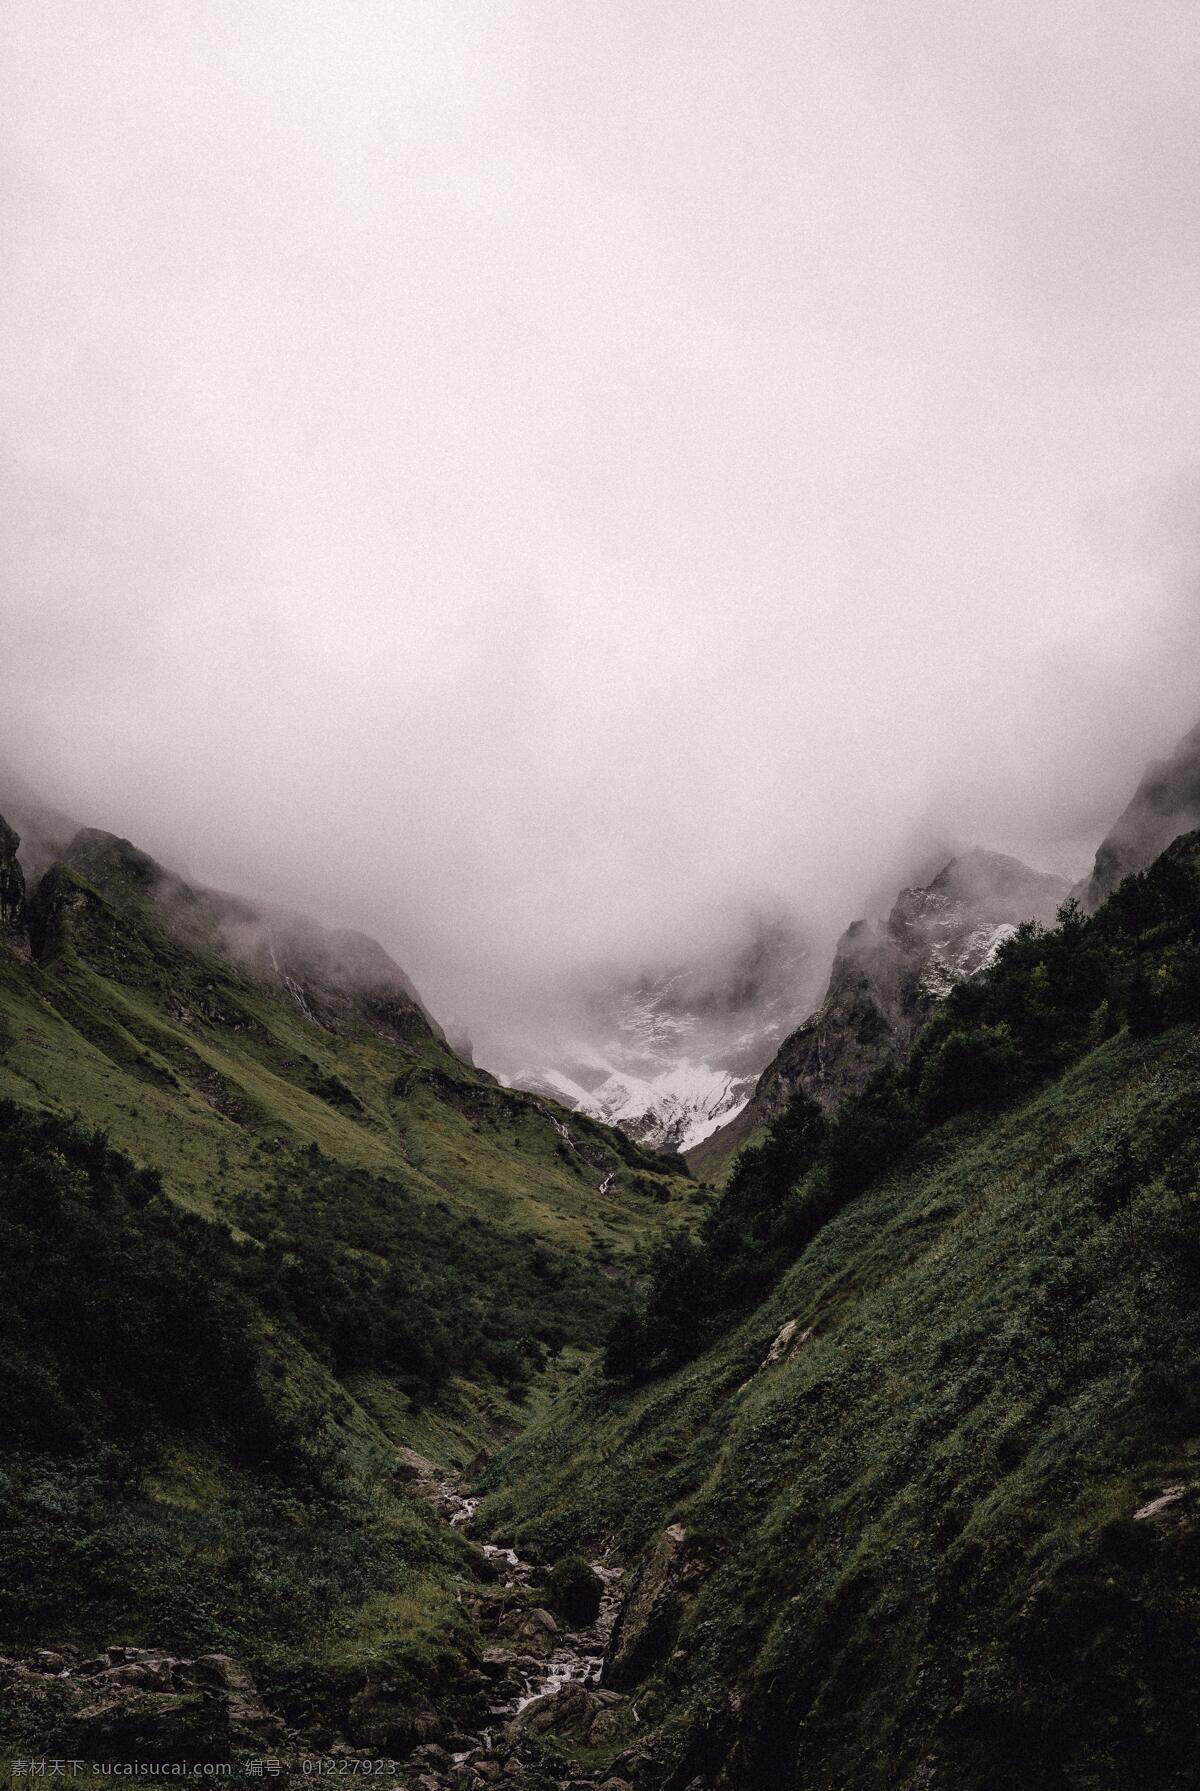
[3,2,1200,1062]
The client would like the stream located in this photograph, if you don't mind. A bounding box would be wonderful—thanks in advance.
[426,1474,628,1773]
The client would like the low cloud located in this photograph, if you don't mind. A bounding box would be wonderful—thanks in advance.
[2,2,1199,1069]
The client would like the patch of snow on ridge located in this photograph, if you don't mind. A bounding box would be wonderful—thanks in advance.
[685,1091,751,1149]
[918,919,1018,998]
[505,1057,758,1154]
[502,915,816,1155]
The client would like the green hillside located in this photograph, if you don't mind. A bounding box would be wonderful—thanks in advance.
[8,810,1200,1786]
[0,827,686,1247]
[0,819,692,1761]
[479,837,1200,1789]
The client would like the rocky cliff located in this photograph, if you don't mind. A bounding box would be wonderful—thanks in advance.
[0,816,27,953]
[690,849,1068,1174]
[1081,717,1200,910]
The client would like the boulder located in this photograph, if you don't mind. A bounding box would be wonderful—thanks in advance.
[192,1653,257,1696]
[546,1557,604,1628]
[30,1649,75,1674]
[395,1445,440,1482]
[603,1524,693,1691]
[91,1659,180,1692]
[69,1686,281,1761]
[1134,1484,1196,1521]
[411,1741,454,1769]
[347,1669,441,1752]
[589,1704,626,1744]
[507,1678,596,1740]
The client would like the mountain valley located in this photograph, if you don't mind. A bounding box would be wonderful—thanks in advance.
[3,722,1200,1789]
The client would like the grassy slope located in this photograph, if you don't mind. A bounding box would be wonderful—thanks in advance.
[0,933,681,1246]
[0,859,695,1470]
[0,1100,480,1752]
[0,840,693,1757]
[684,1099,763,1185]
[480,1020,1200,1789]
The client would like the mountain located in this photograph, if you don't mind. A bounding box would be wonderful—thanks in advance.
[1081,716,1200,910]
[0,810,688,1229]
[688,848,1069,1180]
[508,917,814,1154]
[7,735,1200,1785]
[0,802,696,1764]
[480,829,1200,1791]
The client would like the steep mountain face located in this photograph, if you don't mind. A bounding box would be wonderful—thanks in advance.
[33,825,445,1047]
[0,816,26,950]
[689,850,1069,1178]
[1082,716,1200,909]
[509,917,814,1153]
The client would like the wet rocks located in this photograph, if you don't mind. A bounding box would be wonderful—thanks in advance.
[508,1678,597,1739]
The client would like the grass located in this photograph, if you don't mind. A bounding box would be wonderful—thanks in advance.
[479,1022,1200,1789]
[0,827,692,1763]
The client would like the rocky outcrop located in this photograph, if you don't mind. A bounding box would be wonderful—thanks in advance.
[1081,718,1200,910]
[0,814,27,949]
[758,850,1068,1122]
[759,1318,813,1373]
[0,1646,285,1763]
[26,861,131,969]
[693,851,1068,1165]
[603,1523,695,1692]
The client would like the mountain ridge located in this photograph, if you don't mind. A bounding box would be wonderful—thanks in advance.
[688,846,1069,1180]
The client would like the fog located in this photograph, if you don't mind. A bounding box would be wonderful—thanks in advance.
[3,2,1200,1070]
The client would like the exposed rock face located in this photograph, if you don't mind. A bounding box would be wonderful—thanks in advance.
[603,1523,695,1692]
[26,860,124,967]
[719,850,1068,1137]
[1082,718,1200,910]
[0,814,27,945]
[21,823,446,1053]
[759,1318,813,1372]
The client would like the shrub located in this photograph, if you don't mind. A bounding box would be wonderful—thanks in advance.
[916,1021,1019,1122]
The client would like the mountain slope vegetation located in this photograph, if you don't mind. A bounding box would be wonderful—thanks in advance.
[0,813,693,1760]
[479,835,1200,1790]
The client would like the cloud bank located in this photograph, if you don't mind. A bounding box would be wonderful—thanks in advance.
[2,1,1200,1065]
